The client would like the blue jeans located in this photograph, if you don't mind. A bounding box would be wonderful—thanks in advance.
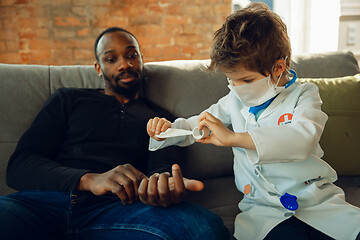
[0,191,229,240]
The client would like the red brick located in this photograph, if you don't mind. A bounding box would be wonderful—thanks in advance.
[15,0,30,4]
[0,0,231,64]
[124,5,147,17]
[37,17,51,28]
[164,46,181,56]
[54,29,76,39]
[137,36,172,46]
[3,18,18,29]
[0,0,17,6]
[145,25,165,36]
[6,41,19,52]
[19,39,30,51]
[130,16,161,26]
[77,28,90,37]
[148,4,164,14]
[183,25,199,35]
[164,25,183,35]
[37,28,50,38]
[55,16,89,27]
[214,4,230,15]
[52,40,67,50]
[93,17,129,28]
[28,50,51,61]
[142,47,163,57]
[0,52,21,63]
[51,49,73,61]
[182,46,197,55]
[72,6,90,16]
[166,4,183,15]
[17,18,38,28]
[0,6,16,19]
[51,0,71,5]
[90,0,112,5]
[67,39,93,49]
[0,41,6,52]
[175,35,203,45]
[74,49,93,60]
[185,5,201,16]
[29,39,52,50]
[0,30,18,40]
[165,16,189,25]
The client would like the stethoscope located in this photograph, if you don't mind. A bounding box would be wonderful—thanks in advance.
[246,69,299,211]
[254,167,298,211]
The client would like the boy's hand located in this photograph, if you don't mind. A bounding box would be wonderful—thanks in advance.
[147,117,172,141]
[197,112,236,147]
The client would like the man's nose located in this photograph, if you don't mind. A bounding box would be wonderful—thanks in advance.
[117,58,133,71]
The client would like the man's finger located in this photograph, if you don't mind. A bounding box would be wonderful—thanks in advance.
[116,175,135,202]
[158,172,170,206]
[138,178,149,203]
[122,164,146,197]
[184,178,204,192]
[172,164,186,196]
[147,173,159,204]
[111,182,129,204]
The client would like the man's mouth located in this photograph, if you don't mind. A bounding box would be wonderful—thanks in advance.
[115,71,139,84]
[119,76,135,83]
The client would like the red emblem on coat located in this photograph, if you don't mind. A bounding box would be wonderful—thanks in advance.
[278,113,293,125]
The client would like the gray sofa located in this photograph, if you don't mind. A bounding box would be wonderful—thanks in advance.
[1,51,359,236]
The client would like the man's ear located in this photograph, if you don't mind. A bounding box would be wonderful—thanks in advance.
[94,62,102,77]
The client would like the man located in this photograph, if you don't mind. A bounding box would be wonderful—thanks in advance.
[0,27,229,239]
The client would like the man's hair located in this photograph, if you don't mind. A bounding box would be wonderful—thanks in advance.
[94,27,138,62]
[208,2,291,76]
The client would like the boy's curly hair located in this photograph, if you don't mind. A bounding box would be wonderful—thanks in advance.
[208,2,291,76]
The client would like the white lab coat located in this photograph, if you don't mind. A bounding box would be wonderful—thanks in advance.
[149,81,360,240]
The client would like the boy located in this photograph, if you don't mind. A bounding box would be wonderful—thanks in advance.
[147,3,360,240]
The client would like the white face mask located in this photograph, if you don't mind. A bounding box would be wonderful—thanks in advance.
[227,72,285,107]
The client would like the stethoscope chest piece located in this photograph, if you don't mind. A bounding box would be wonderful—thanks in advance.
[280,192,298,211]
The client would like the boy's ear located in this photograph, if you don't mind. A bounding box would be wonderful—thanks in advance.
[94,62,102,77]
[273,59,287,77]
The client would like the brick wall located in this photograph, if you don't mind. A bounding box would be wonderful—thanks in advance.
[0,0,231,65]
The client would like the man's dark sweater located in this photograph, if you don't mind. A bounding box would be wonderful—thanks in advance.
[6,88,181,192]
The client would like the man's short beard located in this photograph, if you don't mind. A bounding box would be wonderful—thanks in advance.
[103,71,142,100]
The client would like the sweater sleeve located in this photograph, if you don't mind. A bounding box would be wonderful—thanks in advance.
[6,89,90,192]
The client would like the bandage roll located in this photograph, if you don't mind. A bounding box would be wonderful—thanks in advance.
[155,126,205,140]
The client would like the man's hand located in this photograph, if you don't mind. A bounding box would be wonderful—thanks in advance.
[147,117,171,141]
[77,164,147,204]
[138,164,204,207]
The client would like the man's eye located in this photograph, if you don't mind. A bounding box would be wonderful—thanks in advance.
[106,58,116,63]
[244,80,253,83]
[128,52,139,59]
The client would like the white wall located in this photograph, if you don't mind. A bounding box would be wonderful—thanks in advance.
[338,0,360,64]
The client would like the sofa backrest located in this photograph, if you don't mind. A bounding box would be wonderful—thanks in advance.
[1,51,359,195]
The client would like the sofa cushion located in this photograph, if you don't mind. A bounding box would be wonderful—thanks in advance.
[299,74,360,176]
[0,64,50,142]
[291,51,360,78]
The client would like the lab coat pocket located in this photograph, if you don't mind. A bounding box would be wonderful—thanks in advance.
[297,178,339,208]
